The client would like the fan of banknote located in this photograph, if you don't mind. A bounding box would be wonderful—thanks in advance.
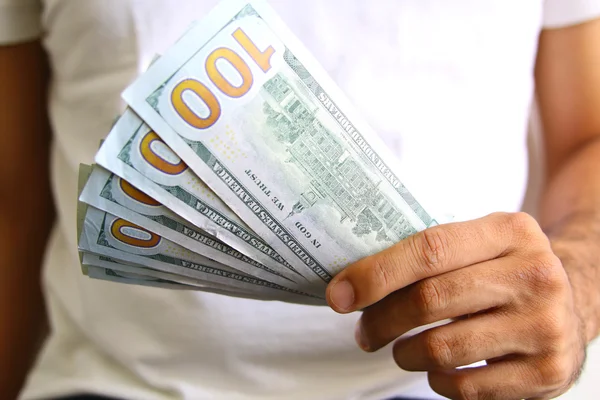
[77,0,439,306]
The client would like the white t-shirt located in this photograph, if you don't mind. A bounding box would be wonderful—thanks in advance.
[2,1,600,399]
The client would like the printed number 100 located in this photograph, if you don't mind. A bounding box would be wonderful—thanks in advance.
[171,27,275,130]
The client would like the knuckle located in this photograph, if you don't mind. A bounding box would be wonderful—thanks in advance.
[504,212,542,243]
[524,300,574,356]
[423,330,454,369]
[509,211,539,232]
[413,278,449,322]
[536,251,563,271]
[523,252,566,292]
[537,355,577,391]
[412,227,450,272]
[538,311,567,345]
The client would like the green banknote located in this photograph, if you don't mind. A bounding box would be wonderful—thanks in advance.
[82,253,304,302]
[78,206,323,304]
[123,0,437,290]
[80,165,298,287]
[96,108,300,280]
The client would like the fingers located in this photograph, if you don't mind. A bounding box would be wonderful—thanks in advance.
[357,259,515,352]
[428,356,575,400]
[327,212,545,313]
[392,312,534,371]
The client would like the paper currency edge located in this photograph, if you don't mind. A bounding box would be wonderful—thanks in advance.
[77,163,93,275]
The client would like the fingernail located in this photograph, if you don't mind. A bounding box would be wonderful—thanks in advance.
[354,319,369,351]
[329,280,355,311]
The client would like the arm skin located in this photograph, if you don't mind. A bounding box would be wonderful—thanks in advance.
[535,18,600,344]
[0,41,54,398]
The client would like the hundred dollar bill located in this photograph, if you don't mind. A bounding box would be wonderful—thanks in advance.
[80,165,297,286]
[123,0,437,288]
[96,108,300,281]
[83,253,256,293]
[85,265,198,290]
[79,206,323,302]
[82,253,317,304]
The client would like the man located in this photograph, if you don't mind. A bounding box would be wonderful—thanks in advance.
[1,1,599,399]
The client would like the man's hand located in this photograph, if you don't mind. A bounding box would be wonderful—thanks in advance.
[326,212,586,400]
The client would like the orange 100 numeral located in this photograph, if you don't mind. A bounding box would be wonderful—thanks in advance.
[140,130,188,175]
[171,27,275,130]
[119,177,161,206]
[110,218,161,248]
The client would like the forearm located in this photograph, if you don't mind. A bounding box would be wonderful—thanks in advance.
[0,40,54,398]
[0,209,54,398]
[539,137,600,343]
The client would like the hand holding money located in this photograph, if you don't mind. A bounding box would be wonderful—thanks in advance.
[78,0,435,304]
[71,2,594,400]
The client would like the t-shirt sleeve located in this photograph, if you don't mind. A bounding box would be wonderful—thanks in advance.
[543,0,600,28]
[0,0,42,45]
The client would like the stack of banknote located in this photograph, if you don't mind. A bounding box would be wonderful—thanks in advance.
[77,0,438,305]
